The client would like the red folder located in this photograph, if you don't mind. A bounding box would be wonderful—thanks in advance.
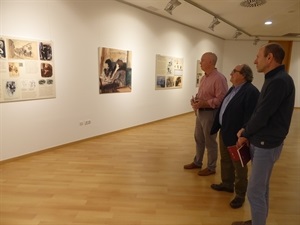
[227,145,240,161]
[227,143,251,167]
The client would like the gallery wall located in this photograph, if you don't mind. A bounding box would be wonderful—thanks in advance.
[0,0,299,161]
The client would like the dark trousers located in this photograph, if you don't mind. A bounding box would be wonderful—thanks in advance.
[219,133,248,198]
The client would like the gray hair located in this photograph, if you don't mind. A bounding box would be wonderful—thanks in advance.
[203,52,218,66]
[240,64,253,82]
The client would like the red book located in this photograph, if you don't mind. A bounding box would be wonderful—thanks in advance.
[237,144,251,167]
[227,145,240,161]
[227,143,251,167]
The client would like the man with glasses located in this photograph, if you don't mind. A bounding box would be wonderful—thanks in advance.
[210,64,259,209]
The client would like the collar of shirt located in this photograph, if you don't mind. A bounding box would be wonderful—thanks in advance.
[232,81,246,93]
[265,65,285,79]
[204,68,217,77]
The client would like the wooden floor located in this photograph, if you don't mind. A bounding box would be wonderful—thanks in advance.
[1,110,299,225]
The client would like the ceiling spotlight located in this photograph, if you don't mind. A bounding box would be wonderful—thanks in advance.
[240,0,267,7]
[253,36,260,45]
[265,21,272,25]
[164,0,182,15]
[233,30,243,39]
[208,17,220,31]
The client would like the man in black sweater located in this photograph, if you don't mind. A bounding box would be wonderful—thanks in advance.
[232,43,295,225]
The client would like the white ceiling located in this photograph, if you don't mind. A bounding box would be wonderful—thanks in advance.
[116,0,300,41]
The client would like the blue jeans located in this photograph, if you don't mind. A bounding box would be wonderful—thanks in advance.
[247,143,283,225]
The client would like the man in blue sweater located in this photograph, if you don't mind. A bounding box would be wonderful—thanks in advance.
[232,43,295,225]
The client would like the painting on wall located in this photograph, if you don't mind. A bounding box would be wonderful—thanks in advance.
[196,60,204,87]
[0,36,55,103]
[155,54,183,90]
[98,47,132,94]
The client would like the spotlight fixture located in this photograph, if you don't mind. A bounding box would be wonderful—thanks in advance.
[253,36,260,45]
[208,17,220,31]
[240,0,266,7]
[164,0,182,15]
[233,30,243,39]
[264,21,272,25]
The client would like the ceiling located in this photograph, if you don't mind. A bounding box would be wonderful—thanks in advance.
[116,0,300,42]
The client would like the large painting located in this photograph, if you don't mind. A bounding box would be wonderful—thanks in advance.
[155,54,183,90]
[0,36,55,103]
[98,47,132,94]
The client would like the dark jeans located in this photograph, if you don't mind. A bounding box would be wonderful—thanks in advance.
[219,133,248,198]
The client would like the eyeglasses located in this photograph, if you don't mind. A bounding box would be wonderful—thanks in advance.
[232,69,242,74]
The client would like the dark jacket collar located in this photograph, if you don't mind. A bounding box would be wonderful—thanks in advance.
[265,65,285,79]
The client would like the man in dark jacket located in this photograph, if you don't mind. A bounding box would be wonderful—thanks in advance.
[233,43,295,225]
[210,64,260,208]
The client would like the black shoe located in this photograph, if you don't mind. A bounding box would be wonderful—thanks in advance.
[231,220,252,225]
[211,183,234,193]
[230,196,245,209]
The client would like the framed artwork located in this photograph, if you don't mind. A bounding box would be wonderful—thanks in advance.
[155,54,183,90]
[98,47,132,94]
[0,36,55,103]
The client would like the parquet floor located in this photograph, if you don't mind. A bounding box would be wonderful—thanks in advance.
[0,110,299,225]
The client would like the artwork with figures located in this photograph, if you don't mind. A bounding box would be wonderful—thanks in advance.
[0,36,55,103]
[98,47,132,94]
[155,54,183,90]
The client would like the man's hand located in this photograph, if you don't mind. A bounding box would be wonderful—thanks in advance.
[190,96,209,110]
[191,99,204,110]
[191,96,199,109]
[236,128,249,148]
[237,128,245,138]
[237,137,249,148]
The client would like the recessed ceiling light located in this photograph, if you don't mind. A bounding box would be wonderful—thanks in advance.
[265,21,272,25]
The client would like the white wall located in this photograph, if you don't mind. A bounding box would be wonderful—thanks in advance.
[0,0,299,161]
[0,0,224,160]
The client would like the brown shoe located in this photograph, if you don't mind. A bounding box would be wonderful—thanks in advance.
[198,168,215,176]
[183,162,201,169]
[231,220,252,225]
